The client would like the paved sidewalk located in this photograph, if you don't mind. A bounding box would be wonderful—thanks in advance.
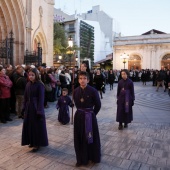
[0,82,170,170]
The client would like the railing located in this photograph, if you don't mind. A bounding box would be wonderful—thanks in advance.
[67,27,75,33]
[0,31,14,65]
[24,45,42,66]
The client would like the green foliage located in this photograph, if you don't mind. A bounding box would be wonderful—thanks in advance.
[53,22,67,55]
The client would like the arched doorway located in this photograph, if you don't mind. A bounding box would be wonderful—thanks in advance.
[161,54,170,69]
[0,0,25,65]
[128,55,141,70]
[33,32,47,64]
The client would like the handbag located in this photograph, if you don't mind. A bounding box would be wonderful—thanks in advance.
[56,81,61,86]
[44,83,52,92]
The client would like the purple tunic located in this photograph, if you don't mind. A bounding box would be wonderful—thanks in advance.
[21,81,48,147]
[56,95,72,124]
[73,85,101,165]
[116,78,135,123]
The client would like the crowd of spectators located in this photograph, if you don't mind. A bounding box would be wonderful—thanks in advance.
[0,63,170,124]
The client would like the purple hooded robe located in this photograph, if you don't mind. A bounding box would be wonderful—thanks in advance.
[73,85,101,165]
[116,78,135,123]
[21,81,48,147]
[56,95,72,124]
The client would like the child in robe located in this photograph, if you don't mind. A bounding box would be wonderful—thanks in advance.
[56,88,73,125]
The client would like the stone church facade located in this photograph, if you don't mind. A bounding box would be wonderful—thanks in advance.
[0,0,54,66]
[113,30,170,70]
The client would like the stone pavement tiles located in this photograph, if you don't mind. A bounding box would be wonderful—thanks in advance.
[0,82,170,170]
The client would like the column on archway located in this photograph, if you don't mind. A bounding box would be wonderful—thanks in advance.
[150,48,157,69]
[5,0,19,64]
[0,8,8,40]
[26,0,32,52]
[10,0,25,64]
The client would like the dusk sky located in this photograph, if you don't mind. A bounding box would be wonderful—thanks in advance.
[55,0,170,36]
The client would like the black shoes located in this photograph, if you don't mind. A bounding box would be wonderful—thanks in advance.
[1,120,7,123]
[75,163,81,167]
[75,162,88,167]
[118,125,123,130]
[118,123,128,130]
[6,118,12,121]
[0,118,12,123]
[124,124,128,128]
[32,146,39,152]
[18,115,24,119]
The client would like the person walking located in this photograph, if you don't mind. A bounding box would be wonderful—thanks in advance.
[156,70,166,92]
[108,69,115,90]
[116,69,135,130]
[21,68,48,152]
[56,88,73,125]
[93,69,105,99]
[73,71,101,167]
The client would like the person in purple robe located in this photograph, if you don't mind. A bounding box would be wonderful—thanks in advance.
[116,69,135,130]
[56,88,73,125]
[21,68,48,152]
[73,71,101,167]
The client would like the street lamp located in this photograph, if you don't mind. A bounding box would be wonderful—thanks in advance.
[68,37,73,48]
[75,55,78,66]
[67,36,73,68]
[58,55,62,60]
[57,55,62,65]
[120,53,129,69]
[37,42,42,66]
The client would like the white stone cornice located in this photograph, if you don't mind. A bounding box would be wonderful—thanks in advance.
[44,0,55,5]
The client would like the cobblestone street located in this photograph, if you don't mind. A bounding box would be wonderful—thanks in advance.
[0,82,170,170]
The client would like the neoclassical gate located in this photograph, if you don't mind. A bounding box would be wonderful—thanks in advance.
[0,31,14,66]
[128,55,141,70]
[161,54,170,69]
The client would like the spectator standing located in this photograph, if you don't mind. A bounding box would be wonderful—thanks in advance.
[65,69,71,95]
[13,66,27,118]
[40,68,51,108]
[59,70,67,89]
[48,68,57,102]
[141,70,147,85]
[0,66,13,123]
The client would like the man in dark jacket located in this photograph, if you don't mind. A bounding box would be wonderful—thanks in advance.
[156,70,166,92]
[13,65,27,118]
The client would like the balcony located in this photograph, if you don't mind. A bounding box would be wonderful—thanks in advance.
[67,27,75,33]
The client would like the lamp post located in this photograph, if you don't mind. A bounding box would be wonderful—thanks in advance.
[75,55,78,67]
[120,53,129,69]
[37,42,42,66]
[67,36,73,68]
[58,55,62,60]
[58,55,62,65]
